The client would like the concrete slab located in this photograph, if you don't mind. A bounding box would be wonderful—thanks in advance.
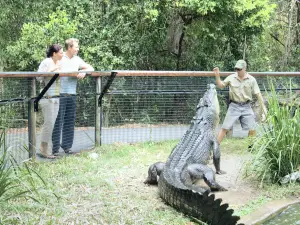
[240,199,300,225]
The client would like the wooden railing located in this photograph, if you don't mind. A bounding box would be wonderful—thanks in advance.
[1,71,300,78]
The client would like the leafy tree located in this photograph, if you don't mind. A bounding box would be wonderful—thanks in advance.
[6,10,77,71]
[2,0,276,71]
[247,0,300,71]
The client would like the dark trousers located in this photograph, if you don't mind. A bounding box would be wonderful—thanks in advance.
[52,95,76,153]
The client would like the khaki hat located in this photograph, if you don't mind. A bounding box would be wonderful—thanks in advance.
[234,60,247,69]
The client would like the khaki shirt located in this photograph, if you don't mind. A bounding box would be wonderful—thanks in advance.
[222,73,260,102]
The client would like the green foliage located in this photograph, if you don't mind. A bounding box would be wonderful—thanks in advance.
[6,10,77,71]
[218,93,229,122]
[233,0,276,27]
[247,1,300,71]
[0,105,19,128]
[170,0,276,71]
[0,130,48,202]
[1,0,275,71]
[246,80,300,184]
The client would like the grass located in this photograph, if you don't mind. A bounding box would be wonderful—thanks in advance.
[0,140,192,224]
[236,196,269,216]
[0,129,48,204]
[0,138,299,224]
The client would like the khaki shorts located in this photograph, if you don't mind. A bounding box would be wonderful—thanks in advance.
[221,102,256,130]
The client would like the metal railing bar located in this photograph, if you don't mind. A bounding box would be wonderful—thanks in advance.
[0,93,97,105]
[0,98,28,104]
[0,87,297,105]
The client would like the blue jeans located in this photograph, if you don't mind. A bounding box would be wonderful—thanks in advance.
[52,95,76,153]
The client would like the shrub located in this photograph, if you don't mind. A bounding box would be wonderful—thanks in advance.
[246,81,300,184]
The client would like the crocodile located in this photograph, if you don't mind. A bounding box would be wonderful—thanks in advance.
[144,84,243,225]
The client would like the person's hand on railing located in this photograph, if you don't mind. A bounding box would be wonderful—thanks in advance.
[77,72,86,79]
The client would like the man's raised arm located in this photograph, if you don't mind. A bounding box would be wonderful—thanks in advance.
[213,67,225,89]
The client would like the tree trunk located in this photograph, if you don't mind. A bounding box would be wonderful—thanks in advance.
[284,0,296,68]
[167,14,184,56]
[296,1,300,45]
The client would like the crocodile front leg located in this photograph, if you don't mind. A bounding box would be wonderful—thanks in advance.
[186,163,227,192]
[213,139,226,175]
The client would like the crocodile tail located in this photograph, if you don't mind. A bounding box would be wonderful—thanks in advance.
[158,175,243,225]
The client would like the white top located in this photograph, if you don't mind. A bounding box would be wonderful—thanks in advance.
[37,58,61,96]
[60,54,85,94]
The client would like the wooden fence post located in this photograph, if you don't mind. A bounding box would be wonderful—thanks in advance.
[28,78,36,159]
[95,77,102,146]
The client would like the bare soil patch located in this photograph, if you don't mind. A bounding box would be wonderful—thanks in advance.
[212,153,260,208]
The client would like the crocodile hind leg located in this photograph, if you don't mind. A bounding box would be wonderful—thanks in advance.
[144,162,165,185]
[187,163,227,192]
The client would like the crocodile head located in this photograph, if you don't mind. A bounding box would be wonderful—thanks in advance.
[195,84,220,128]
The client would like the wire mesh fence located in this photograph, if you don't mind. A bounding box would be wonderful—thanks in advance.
[99,74,300,144]
[100,76,216,144]
[0,72,299,162]
[0,78,32,162]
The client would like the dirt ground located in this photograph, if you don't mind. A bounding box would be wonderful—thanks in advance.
[211,153,260,208]
[207,153,300,224]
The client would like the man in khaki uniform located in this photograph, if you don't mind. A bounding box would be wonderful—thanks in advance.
[213,59,267,144]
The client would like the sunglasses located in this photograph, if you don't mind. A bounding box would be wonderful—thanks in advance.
[235,68,242,71]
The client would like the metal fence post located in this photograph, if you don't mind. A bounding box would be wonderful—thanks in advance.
[95,77,102,146]
[28,78,36,159]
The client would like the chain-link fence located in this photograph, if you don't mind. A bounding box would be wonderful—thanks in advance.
[0,72,299,162]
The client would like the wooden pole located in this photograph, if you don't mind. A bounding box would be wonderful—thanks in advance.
[95,77,102,146]
[1,71,300,78]
[28,78,36,159]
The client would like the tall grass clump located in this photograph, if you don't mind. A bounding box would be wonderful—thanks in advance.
[246,81,300,184]
[0,129,47,202]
